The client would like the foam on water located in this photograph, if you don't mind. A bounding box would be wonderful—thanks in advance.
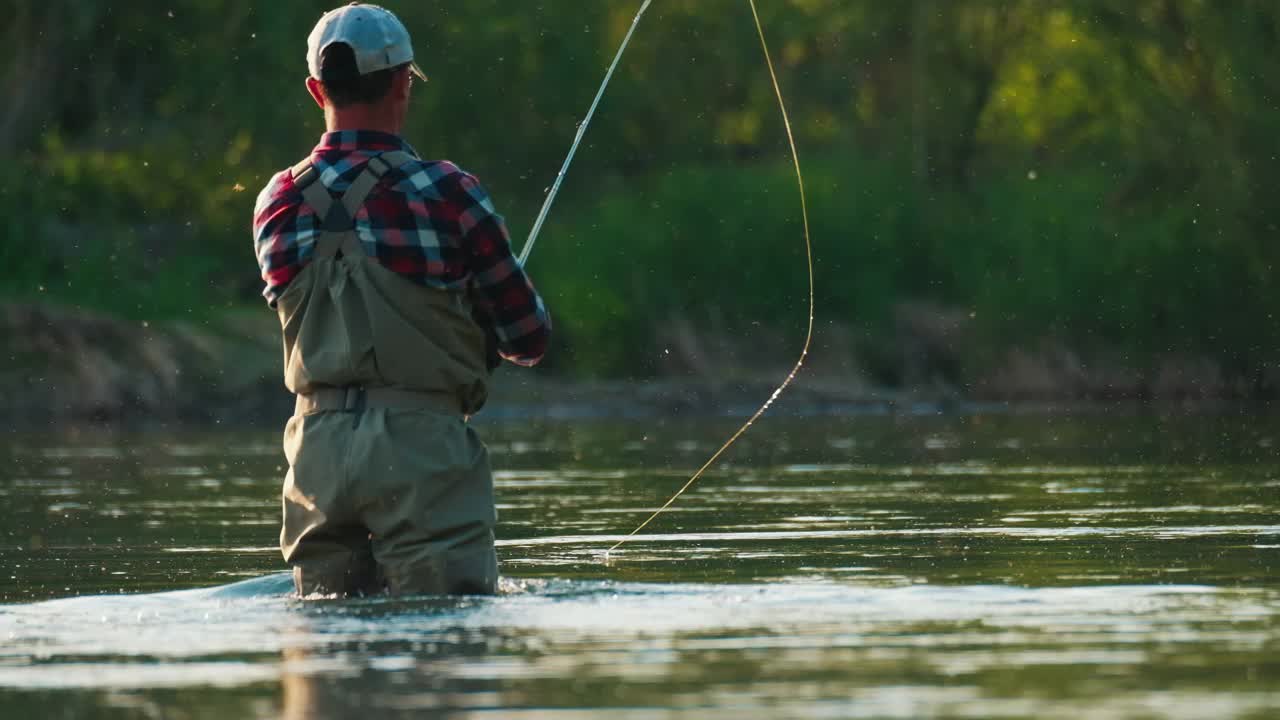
[1,574,1274,692]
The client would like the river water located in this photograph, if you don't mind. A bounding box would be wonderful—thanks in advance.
[1,412,1277,718]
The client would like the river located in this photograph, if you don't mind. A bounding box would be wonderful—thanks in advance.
[1,412,1277,718]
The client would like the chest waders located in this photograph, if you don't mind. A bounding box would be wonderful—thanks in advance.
[276,152,498,597]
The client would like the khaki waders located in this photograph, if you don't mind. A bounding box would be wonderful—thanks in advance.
[276,151,497,597]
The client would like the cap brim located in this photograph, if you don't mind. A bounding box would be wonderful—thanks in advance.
[409,62,427,82]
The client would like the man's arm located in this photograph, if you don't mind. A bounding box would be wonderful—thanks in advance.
[252,170,306,307]
[446,169,550,366]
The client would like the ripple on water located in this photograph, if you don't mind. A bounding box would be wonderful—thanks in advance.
[0,578,1274,692]
[2,419,1279,717]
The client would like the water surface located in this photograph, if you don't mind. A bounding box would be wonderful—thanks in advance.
[1,413,1277,718]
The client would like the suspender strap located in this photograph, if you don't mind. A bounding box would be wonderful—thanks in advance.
[290,157,315,182]
[291,151,419,255]
[339,159,386,222]
[302,183,343,232]
[290,161,340,233]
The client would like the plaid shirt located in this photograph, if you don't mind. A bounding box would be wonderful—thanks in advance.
[253,130,549,366]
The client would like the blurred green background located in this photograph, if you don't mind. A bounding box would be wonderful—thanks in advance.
[2,0,1277,395]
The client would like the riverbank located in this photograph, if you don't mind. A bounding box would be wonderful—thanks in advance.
[1,301,1270,428]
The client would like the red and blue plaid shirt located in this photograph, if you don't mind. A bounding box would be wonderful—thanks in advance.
[253,130,549,365]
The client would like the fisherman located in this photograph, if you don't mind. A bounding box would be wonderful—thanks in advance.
[252,3,550,596]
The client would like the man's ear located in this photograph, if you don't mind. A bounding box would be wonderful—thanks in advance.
[305,76,327,110]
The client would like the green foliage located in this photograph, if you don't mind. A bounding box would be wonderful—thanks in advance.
[536,151,917,375]
[2,1,1279,380]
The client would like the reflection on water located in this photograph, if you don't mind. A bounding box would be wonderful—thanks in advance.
[0,414,1277,718]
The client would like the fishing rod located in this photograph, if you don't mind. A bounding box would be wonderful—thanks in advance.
[517,0,653,267]
[513,0,815,558]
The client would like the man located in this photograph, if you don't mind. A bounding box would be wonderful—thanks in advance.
[252,3,550,597]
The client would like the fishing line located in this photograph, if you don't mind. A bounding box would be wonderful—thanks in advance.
[605,0,815,558]
[517,0,653,267]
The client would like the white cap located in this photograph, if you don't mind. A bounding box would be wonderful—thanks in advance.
[307,3,427,82]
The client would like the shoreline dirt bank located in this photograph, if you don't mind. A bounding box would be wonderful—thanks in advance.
[1,301,1270,428]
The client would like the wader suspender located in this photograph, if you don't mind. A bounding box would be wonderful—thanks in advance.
[285,151,467,416]
[289,151,415,258]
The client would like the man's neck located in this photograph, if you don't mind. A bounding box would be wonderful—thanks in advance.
[324,105,401,136]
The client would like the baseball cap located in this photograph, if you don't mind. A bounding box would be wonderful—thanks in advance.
[307,3,427,82]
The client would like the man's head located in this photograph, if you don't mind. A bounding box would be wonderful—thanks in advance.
[304,3,426,129]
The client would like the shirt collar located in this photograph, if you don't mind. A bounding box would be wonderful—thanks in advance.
[313,129,420,158]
